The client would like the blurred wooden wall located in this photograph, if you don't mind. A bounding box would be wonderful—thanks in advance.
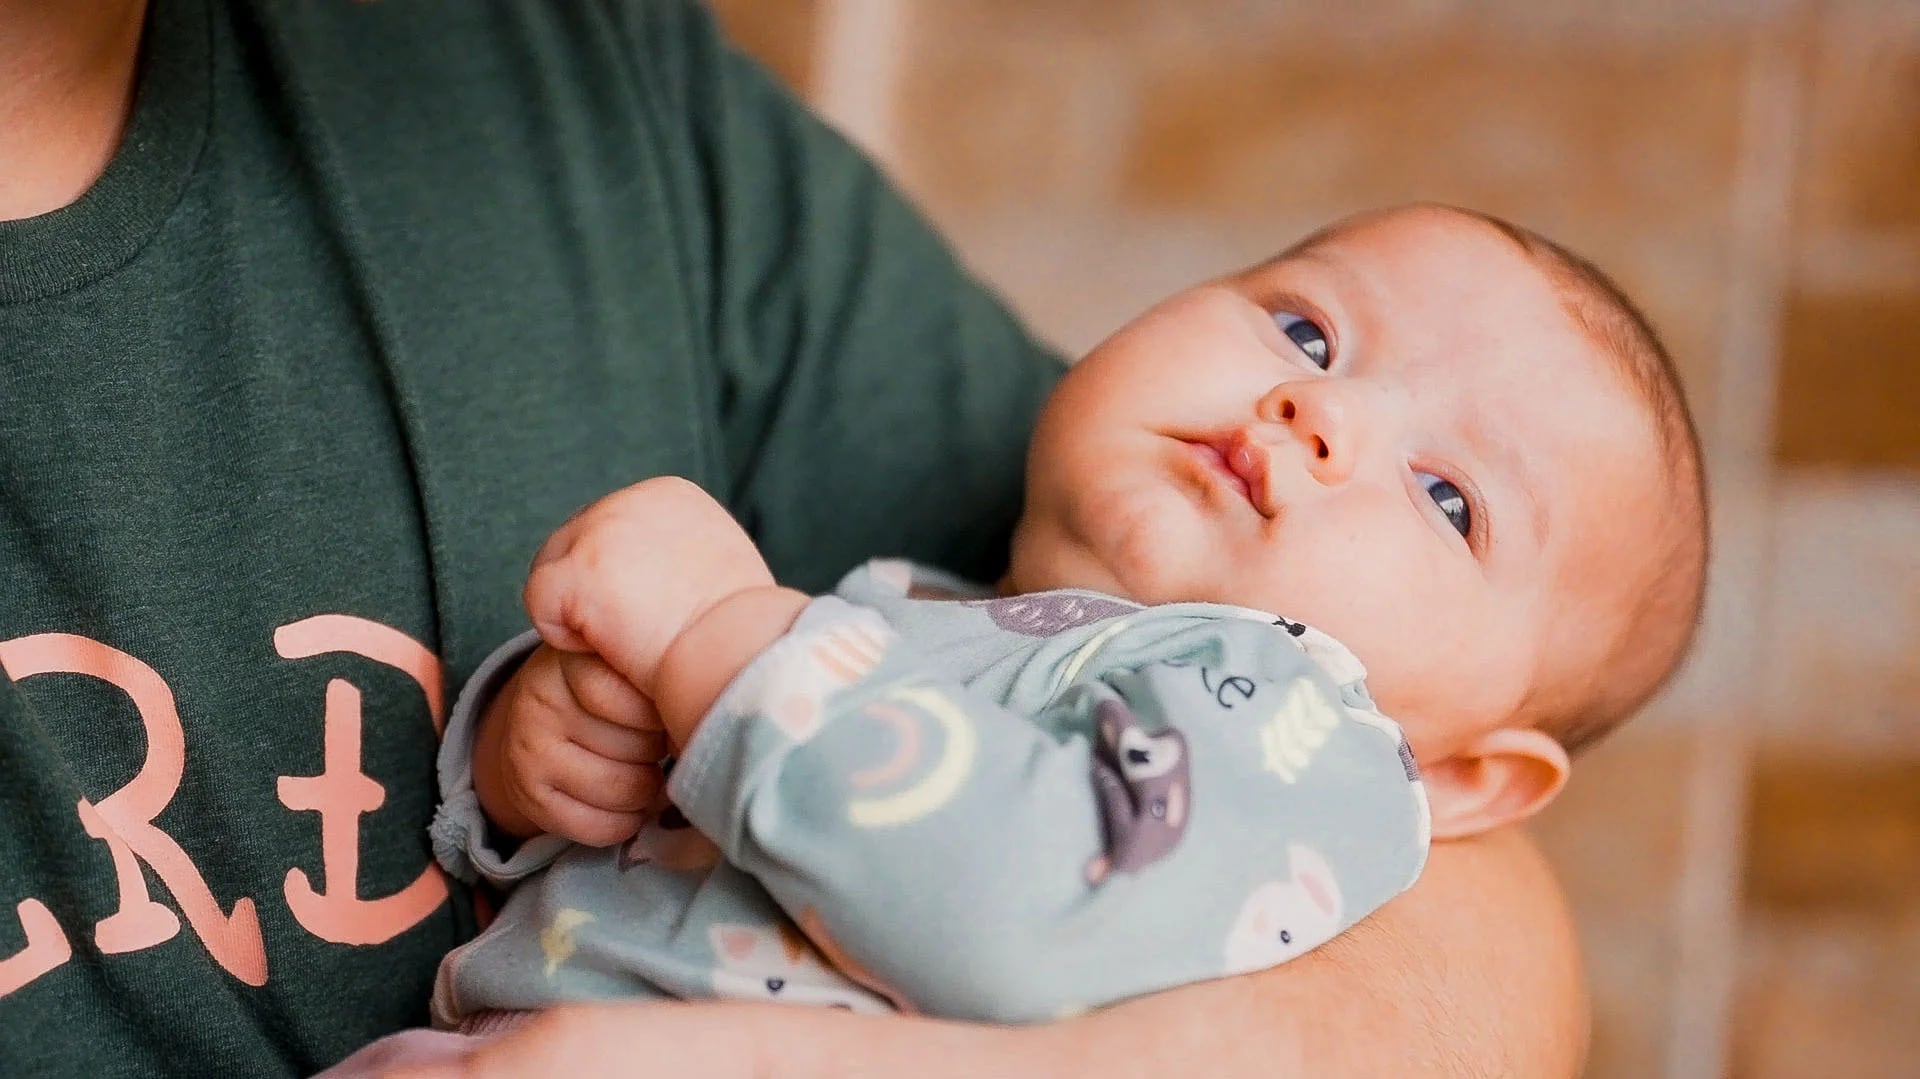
[707,2,1920,1075]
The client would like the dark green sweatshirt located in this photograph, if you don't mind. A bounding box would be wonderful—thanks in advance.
[0,2,1060,1074]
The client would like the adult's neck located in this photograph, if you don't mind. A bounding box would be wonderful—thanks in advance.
[0,0,149,222]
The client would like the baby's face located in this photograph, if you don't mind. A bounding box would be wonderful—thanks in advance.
[1008,207,1664,755]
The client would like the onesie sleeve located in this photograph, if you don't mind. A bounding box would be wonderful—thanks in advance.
[428,630,575,886]
[669,600,1430,1023]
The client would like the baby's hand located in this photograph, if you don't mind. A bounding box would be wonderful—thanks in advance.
[523,476,778,697]
[472,643,669,845]
[473,477,780,843]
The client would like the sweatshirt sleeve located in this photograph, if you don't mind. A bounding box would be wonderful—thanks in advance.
[619,0,1065,592]
[669,600,1430,1022]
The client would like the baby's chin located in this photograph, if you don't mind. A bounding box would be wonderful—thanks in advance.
[1002,533,1114,598]
[1006,522,1155,602]
[1009,486,1237,601]
[1006,534,1240,613]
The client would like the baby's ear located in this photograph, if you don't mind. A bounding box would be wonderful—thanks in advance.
[1420,727,1570,841]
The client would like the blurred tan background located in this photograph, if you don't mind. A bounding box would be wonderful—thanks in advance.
[706,2,1920,1076]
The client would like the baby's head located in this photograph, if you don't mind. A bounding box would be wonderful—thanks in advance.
[1008,204,1707,837]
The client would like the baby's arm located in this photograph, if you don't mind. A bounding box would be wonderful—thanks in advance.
[667,604,1430,1022]
[462,477,803,847]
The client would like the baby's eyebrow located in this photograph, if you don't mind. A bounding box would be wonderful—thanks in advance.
[1479,429,1550,549]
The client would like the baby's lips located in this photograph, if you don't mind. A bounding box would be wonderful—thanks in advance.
[1222,429,1276,517]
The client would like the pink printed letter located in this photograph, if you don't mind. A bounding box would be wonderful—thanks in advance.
[0,900,72,999]
[274,615,449,946]
[0,634,268,986]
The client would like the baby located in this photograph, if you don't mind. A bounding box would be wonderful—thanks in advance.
[424,203,1708,1033]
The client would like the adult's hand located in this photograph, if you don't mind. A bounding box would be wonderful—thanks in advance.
[400,828,1587,1078]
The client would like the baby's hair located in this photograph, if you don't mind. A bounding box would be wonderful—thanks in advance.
[1283,205,1710,754]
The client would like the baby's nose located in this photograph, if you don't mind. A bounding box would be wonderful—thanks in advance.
[1258,383,1357,485]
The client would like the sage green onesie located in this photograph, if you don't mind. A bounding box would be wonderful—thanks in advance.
[430,560,1429,1025]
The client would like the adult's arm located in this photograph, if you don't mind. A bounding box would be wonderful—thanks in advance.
[631,0,1064,593]
[436,827,1587,1078]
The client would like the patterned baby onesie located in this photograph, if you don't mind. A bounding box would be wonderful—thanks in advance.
[427,559,1430,1025]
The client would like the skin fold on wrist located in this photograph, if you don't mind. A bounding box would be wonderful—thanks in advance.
[652,584,812,748]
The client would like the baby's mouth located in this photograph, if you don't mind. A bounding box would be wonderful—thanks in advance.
[1178,432,1275,518]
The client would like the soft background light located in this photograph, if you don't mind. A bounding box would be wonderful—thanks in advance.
[707,2,1920,1075]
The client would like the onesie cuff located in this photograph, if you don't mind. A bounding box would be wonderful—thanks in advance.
[431,629,572,885]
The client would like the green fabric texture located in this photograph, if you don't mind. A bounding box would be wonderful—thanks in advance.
[0,1,1062,1074]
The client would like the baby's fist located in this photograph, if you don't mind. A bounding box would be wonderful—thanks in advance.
[523,477,775,696]
[474,644,669,845]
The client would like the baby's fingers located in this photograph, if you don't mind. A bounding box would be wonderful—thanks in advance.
[565,711,671,765]
[556,651,661,730]
[546,742,660,810]
[511,770,650,849]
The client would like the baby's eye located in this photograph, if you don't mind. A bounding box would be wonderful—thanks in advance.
[1273,312,1331,370]
[1415,471,1471,538]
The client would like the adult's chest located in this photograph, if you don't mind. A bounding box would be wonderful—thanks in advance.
[0,63,713,1061]
[1,82,714,735]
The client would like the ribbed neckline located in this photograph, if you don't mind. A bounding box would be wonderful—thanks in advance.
[0,0,211,305]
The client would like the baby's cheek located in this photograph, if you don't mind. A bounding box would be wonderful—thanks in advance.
[1286,565,1477,711]
[1419,619,1536,734]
